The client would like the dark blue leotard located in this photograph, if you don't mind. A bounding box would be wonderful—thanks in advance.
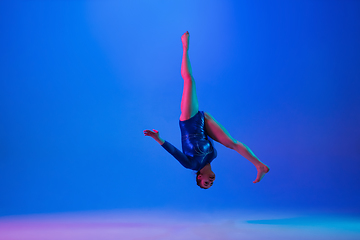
[161,111,217,171]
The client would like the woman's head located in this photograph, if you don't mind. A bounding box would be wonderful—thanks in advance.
[196,171,215,189]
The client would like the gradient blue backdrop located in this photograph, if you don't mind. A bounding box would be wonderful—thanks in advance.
[1,0,359,216]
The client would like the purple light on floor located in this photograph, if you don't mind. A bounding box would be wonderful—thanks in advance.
[0,210,359,240]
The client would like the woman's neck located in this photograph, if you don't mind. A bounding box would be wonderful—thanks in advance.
[200,163,213,174]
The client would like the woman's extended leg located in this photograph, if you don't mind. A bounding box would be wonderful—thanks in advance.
[180,31,199,121]
[204,112,269,183]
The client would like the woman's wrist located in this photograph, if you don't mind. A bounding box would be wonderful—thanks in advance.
[156,137,165,145]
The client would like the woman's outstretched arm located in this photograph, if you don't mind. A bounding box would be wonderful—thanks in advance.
[143,129,194,169]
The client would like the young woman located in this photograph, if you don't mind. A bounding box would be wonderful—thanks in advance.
[144,31,269,189]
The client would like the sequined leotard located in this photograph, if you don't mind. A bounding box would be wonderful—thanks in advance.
[161,111,217,171]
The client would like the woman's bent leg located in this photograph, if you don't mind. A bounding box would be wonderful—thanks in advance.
[180,31,199,121]
[204,112,269,183]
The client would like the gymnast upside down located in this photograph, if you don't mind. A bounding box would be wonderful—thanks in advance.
[144,31,269,189]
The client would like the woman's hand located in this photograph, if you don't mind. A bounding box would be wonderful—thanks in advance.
[143,129,160,139]
[143,129,165,145]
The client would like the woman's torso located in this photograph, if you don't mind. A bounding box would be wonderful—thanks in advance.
[179,111,217,170]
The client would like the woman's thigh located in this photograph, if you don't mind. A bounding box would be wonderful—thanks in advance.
[204,112,236,148]
[180,77,199,121]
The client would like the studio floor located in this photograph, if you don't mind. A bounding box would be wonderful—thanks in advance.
[0,209,359,240]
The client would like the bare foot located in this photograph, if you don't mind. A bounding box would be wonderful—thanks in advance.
[181,31,189,51]
[253,163,270,183]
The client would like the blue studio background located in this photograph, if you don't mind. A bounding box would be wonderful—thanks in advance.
[0,0,359,216]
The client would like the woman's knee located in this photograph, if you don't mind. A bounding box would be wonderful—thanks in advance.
[224,138,238,149]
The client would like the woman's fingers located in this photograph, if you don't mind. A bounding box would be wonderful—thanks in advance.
[143,129,157,136]
[143,130,152,135]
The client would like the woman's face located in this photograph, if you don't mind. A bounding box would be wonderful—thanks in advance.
[198,173,215,189]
